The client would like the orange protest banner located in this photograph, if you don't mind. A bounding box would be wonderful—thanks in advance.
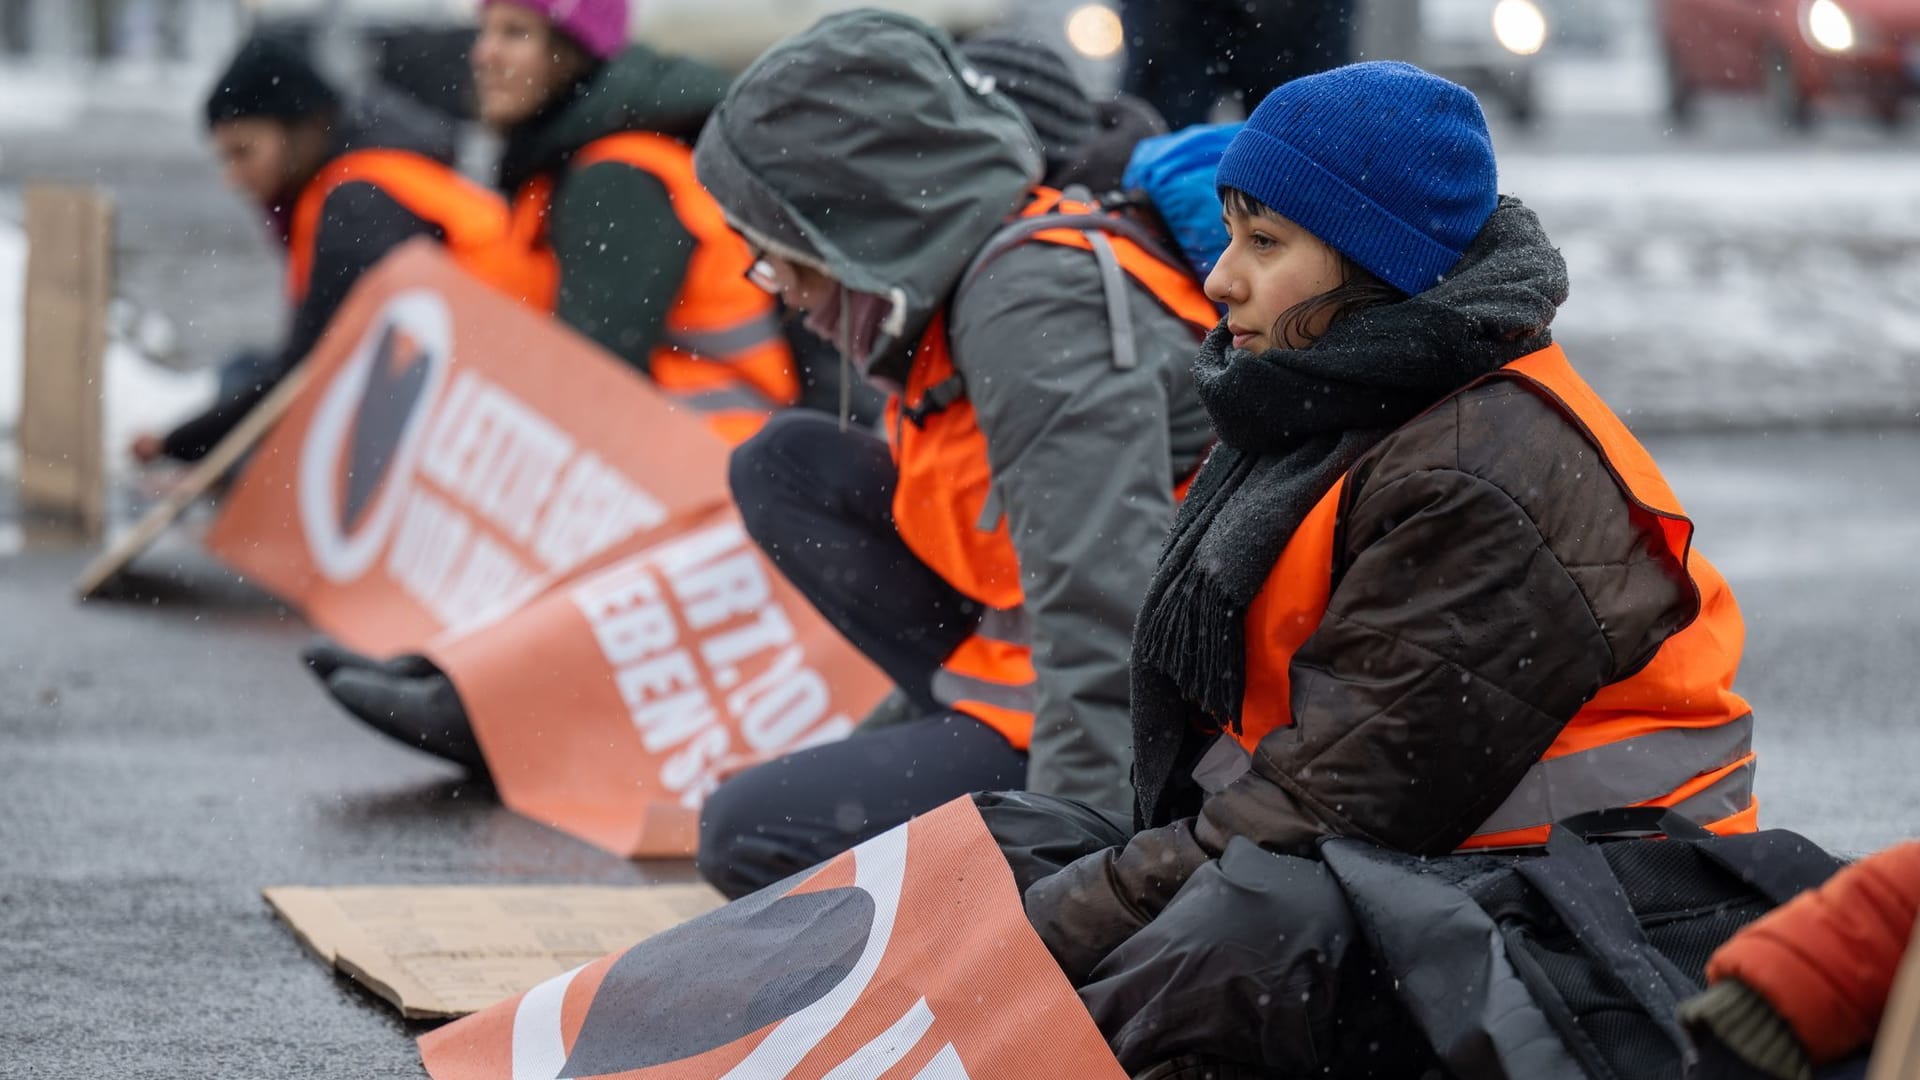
[205,241,890,855]
[418,797,1128,1080]
[428,510,875,857]
[206,240,728,654]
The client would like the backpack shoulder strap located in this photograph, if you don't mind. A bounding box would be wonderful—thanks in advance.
[954,195,1192,377]
[1517,839,1701,1071]
[1694,832,1846,907]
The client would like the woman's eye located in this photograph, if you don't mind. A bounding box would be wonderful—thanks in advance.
[1249,233,1276,251]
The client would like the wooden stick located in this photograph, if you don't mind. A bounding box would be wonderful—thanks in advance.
[73,361,314,600]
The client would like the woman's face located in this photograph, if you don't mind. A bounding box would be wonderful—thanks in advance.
[1205,199,1345,352]
[471,3,586,131]
[210,117,330,208]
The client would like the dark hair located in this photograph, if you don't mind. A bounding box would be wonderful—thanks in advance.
[1221,187,1407,346]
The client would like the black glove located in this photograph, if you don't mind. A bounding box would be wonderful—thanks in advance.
[315,658,490,777]
[301,637,440,681]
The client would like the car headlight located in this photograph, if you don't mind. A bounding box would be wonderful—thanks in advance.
[1804,0,1857,52]
[1492,0,1548,57]
[1065,4,1125,61]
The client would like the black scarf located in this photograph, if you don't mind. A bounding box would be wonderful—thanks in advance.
[1130,198,1571,827]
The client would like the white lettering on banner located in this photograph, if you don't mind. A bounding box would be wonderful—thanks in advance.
[419,373,577,546]
[532,452,668,572]
[386,487,473,604]
[384,486,542,629]
[411,372,668,584]
[569,523,855,808]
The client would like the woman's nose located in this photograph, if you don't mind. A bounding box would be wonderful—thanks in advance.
[1203,261,1236,306]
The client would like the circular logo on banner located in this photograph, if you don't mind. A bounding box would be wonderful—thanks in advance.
[298,290,453,584]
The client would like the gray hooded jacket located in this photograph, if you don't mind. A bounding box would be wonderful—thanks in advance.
[694,10,1213,811]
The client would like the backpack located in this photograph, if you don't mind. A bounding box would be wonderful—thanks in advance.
[1322,808,1846,1080]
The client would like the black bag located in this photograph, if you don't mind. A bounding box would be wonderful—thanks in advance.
[1322,808,1844,1080]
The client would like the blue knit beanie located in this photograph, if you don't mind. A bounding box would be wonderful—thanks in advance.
[1214,61,1498,296]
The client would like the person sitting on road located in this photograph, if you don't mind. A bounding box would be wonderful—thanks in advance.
[462,0,798,444]
[686,10,1219,899]
[974,61,1761,1076]
[131,37,505,465]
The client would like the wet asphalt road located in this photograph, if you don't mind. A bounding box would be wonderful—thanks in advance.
[4,82,1919,1079]
[3,428,1917,1077]
[0,533,699,1078]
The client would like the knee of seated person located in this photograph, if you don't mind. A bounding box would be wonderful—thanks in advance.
[727,411,812,534]
[695,783,759,898]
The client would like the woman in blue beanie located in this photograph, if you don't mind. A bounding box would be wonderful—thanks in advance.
[978,61,1757,1076]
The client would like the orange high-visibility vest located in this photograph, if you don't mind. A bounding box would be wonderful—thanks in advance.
[464,132,798,445]
[1236,343,1757,848]
[887,189,1218,747]
[287,148,508,304]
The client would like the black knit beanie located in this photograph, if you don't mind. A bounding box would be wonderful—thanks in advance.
[204,37,341,130]
[960,31,1099,174]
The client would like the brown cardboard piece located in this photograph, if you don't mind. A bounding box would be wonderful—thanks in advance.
[264,884,723,1020]
[20,186,112,539]
[1868,915,1920,1080]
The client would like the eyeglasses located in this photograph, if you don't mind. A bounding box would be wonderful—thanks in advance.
[744,248,781,294]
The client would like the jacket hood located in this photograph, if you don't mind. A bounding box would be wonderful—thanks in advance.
[693,9,1044,357]
[334,84,462,165]
[499,43,731,192]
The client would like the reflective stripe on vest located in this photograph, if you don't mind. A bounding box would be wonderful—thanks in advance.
[468,133,799,444]
[892,189,1218,748]
[286,149,508,303]
[1236,343,1756,848]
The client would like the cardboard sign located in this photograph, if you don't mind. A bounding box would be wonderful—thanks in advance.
[1870,915,1920,1080]
[204,243,891,855]
[419,798,1128,1080]
[20,186,112,539]
[266,885,724,1019]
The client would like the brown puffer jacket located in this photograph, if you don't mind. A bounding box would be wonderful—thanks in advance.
[1024,275,1702,982]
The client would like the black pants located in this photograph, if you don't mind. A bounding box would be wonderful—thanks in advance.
[1121,0,1356,127]
[696,413,1028,899]
[975,791,1424,1078]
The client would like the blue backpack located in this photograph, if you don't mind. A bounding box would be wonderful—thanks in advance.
[1121,122,1243,279]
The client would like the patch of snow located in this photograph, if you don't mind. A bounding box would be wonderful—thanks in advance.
[0,222,23,434]
[1503,153,1920,429]
[1,219,218,477]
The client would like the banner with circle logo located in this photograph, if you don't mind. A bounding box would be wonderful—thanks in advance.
[417,797,1128,1080]
[205,242,890,855]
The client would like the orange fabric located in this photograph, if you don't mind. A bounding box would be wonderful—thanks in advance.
[1709,841,1920,1064]
[886,188,1217,745]
[1236,343,1755,845]
[467,132,798,444]
[462,174,560,310]
[286,149,508,304]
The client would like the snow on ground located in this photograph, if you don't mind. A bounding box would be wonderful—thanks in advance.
[1504,150,1920,429]
[0,218,218,478]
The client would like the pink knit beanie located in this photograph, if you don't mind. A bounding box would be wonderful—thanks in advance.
[484,0,629,61]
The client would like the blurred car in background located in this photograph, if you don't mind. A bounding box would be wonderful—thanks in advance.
[1419,0,1552,124]
[1658,0,1920,129]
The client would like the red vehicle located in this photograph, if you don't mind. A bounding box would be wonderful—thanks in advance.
[1659,0,1920,128]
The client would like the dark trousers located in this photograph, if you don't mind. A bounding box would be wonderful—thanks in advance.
[1122,0,1356,127]
[696,413,1028,899]
[975,791,1424,1078]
